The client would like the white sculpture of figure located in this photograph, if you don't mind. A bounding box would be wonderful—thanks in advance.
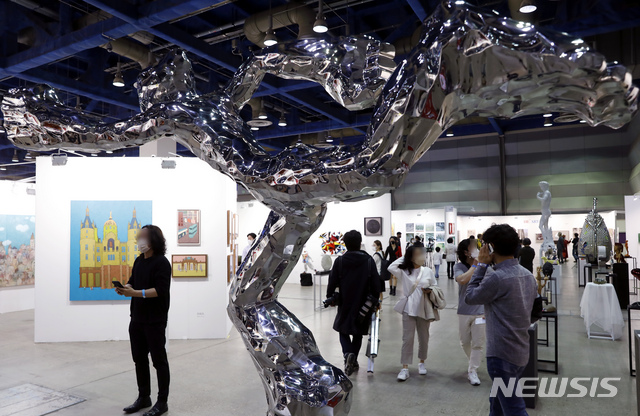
[537,181,556,262]
[302,247,315,273]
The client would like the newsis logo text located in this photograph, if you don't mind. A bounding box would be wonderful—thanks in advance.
[490,377,621,398]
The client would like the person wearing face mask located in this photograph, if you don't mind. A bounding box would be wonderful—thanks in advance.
[384,237,400,295]
[372,240,387,297]
[388,246,438,381]
[242,233,257,261]
[454,239,485,386]
[116,225,171,416]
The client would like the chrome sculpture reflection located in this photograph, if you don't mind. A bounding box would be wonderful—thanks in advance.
[2,1,638,415]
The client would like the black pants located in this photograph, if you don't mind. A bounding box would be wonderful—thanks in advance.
[447,262,455,278]
[129,321,170,402]
[339,333,363,357]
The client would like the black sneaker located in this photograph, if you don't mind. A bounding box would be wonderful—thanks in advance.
[344,353,356,376]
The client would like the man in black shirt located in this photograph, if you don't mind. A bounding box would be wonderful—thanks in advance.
[116,225,171,416]
[518,238,535,273]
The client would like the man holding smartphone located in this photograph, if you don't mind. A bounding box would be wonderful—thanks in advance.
[465,224,537,416]
[116,225,171,416]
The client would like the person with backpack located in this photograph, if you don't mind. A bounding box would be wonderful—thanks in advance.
[372,240,388,297]
[326,230,381,376]
[465,224,537,415]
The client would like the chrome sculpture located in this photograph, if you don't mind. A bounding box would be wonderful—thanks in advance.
[2,1,638,414]
[579,197,613,267]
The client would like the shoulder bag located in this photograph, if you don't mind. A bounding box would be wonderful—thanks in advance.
[393,271,420,314]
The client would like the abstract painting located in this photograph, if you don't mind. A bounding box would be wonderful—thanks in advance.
[70,200,152,301]
[177,209,200,246]
[172,254,208,278]
[436,222,445,232]
[0,214,35,287]
[364,217,383,236]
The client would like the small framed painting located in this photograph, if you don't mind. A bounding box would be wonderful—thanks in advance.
[172,254,208,278]
[177,209,200,246]
[364,217,383,236]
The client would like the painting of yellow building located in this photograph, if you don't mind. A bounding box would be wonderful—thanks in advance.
[70,201,152,301]
[172,254,207,278]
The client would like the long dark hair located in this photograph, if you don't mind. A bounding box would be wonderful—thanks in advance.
[398,245,421,275]
[142,224,167,255]
[457,238,472,268]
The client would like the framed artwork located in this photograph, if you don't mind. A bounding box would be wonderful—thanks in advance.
[406,233,414,243]
[536,233,544,242]
[0,214,36,287]
[435,233,444,242]
[70,200,152,301]
[177,209,200,246]
[364,217,383,236]
[406,223,415,232]
[415,223,425,232]
[425,223,435,232]
[226,210,232,246]
[172,254,208,278]
[436,222,445,232]
[227,254,234,283]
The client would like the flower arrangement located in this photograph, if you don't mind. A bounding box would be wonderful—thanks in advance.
[320,232,346,255]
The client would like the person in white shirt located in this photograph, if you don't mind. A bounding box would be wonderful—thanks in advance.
[432,246,442,278]
[242,233,256,260]
[445,237,457,279]
[388,246,438,381]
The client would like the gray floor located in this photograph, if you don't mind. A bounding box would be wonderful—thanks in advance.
[1,262,638,415]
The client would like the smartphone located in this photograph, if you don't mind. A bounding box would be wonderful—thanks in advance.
[112,281,124,289]
[488,244,494,254]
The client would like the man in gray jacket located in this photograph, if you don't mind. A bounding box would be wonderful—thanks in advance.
[466,224,537,416]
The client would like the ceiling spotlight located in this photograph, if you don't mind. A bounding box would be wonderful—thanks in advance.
[11,150,19,162]
[544,122,553,127]
[113,61,125,87]
[264,29,278,47]
[455,0,465,4]
[326,137,334,143]
[519,0,537,13]
[24,152,32,159]
[0,166,6,171]
[90,153,98,157]
[251,126,259,131]
[278,114,287,127]
[543,113,553,117]
[446,131,454,137]
[579,120,587,123]
[106,150,114,154]
[258,107,268,120]
[314,1,328,33]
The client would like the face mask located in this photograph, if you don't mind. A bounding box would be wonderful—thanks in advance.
[248,239,253,245]
[470,249,479,259]
[138,239,150,253]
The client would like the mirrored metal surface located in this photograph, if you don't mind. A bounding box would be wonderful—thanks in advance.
[2,1,638,414]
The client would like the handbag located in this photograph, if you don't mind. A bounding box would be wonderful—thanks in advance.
[393,272,420,314]
[531,295,544,323]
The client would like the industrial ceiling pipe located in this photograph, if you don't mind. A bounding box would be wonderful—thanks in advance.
[244,1,316,48]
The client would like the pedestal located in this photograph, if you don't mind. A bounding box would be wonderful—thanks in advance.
[523,322,538,409]
[612,263,629,309]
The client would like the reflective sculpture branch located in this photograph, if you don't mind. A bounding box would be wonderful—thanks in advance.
[2,1,638,415]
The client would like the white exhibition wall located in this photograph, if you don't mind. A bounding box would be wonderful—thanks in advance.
[0,180,36,314]
[624,196,640,261]
[35,157,235,342]
[457,211,618,260]
[238,194,393,285]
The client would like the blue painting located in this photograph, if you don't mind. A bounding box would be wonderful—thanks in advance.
[70,201,152,301]
[0,214,35,287]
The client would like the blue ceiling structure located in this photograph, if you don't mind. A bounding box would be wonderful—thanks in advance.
[0,0,639,180]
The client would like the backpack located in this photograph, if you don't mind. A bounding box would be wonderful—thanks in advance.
[375,252,391,281]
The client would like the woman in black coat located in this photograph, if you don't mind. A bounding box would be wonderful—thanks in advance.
[384,237,400,295]
[326,230,381,376]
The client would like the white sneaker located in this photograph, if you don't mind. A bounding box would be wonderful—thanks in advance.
[468,371,481,386]
[397,368,410,381]
[418,363,427,375]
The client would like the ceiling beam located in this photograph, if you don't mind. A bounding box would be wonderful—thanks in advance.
[255,115,371,140]
[405,0,427,21]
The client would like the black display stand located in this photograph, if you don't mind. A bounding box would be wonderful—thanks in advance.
[612,263,629,309]
[523,323,539,409]
[537,311,558,374]
[629,302,640,377]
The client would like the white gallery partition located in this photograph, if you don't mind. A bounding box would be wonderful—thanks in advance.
[34,156,235,342]
[0,180,36,313]
[238,194,393,285]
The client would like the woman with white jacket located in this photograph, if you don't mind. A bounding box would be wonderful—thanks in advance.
[388,245,438,381]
